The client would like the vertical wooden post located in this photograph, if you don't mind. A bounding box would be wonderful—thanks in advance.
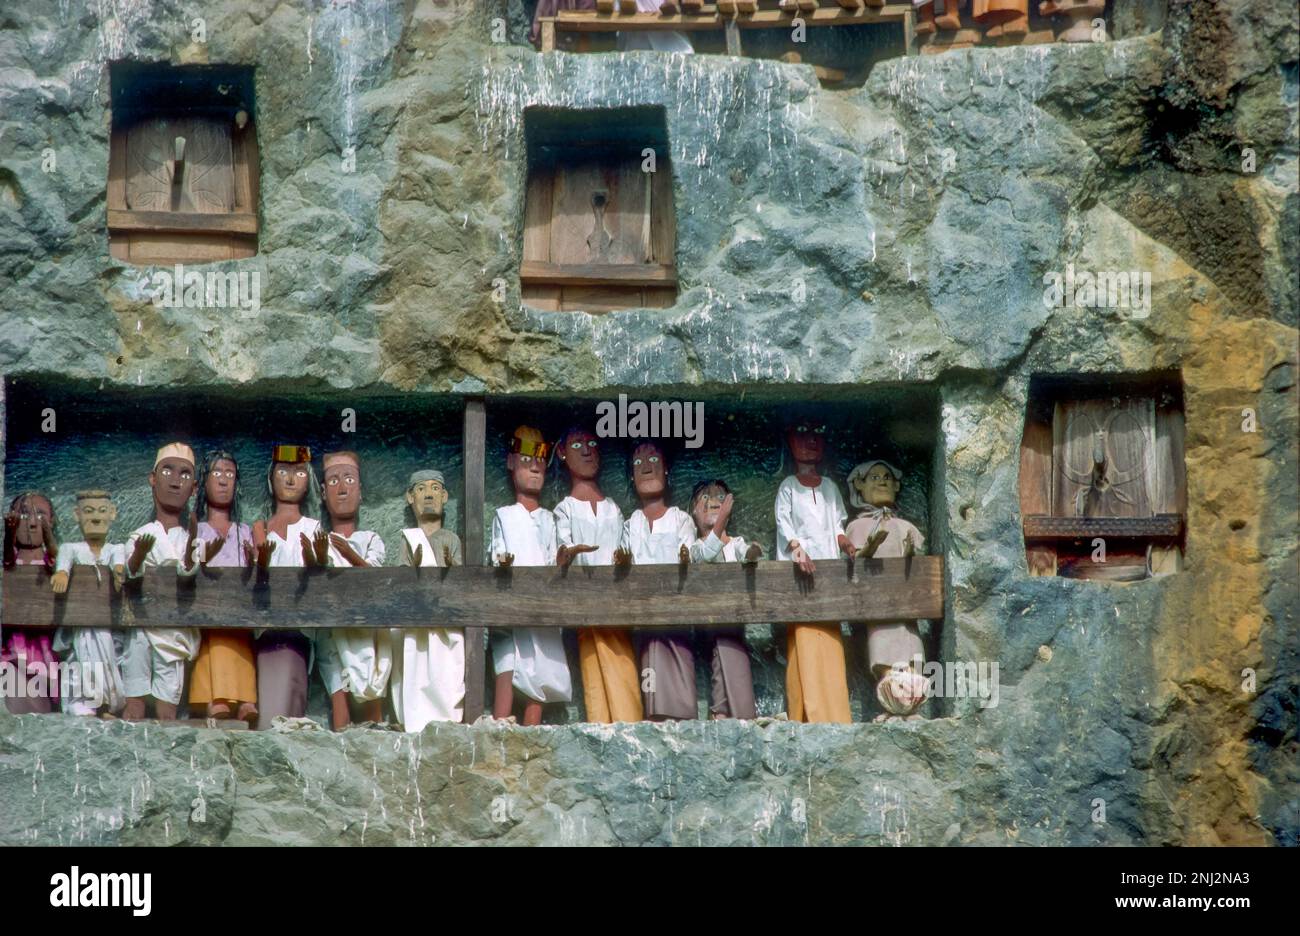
[903,7,916,55]
[461,397,487,723]
[724,19,743,57]
[540,20,556,53]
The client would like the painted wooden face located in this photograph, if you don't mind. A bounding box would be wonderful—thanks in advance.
[151,457,196,512]
[270,460,310,506]
[690,484,727,536]
[786,421,826,465]
[204,458,238,510]
[74,497,116,541]
[630,442,667,500]
[509,451,547,498]
[12,494,53,547]
[323,462,361,521]
[559,430,601,482]
[406,479,448,519]
[854,464,900,508]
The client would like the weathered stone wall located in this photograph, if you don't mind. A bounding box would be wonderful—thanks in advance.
[0,0,1295,845]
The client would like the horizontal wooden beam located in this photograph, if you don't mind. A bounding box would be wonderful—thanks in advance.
[1022,514,1184,540]
[107,209,259,235]
[520,261,677,287]
[549,4,909,32]
[2,557,943,631]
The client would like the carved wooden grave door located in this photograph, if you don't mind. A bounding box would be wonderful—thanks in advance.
[522,151,676,313]
[1021,387,1185,579]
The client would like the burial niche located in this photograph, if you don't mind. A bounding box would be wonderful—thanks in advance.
[1019,374,1186,581]
[520,106,677,313]
[108,63,259,265]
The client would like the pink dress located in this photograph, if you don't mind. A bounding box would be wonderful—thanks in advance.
[2,554,59,712]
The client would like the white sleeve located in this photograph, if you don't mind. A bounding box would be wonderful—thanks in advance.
[619,518,631,557]
[490,514,507,566]
[775,481,798,552]
[554,500,573,547]
[689,531,723,563]
[124,530,146,579]
[54,545,76,575]
[833,485,848,538]
[364,533,386,567]
[676,510,696,548]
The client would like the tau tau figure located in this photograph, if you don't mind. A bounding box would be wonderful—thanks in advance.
[189,450,258,724]
[620,440,697,721]
[554,426,642,723]
[251,444,329,728]
[775,417,856,724]
[3,491,60,714]
[846,459,930,721]
[317,451,391,731]
[688,479,762,719]
[491,426,573,726]
[122,443,203,721]
[51,490,127,717]
[395,469,466,732]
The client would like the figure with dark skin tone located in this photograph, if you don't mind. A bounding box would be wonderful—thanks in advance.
[121,445,205,721]
[3,492,60,714]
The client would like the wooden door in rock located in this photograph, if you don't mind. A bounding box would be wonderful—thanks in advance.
[1020,387,1185,579]
[521,152,676,313]
[109,113,259,264]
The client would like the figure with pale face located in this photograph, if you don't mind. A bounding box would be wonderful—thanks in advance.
[51,490,127,717]
[249,444,329,728]
[393,469,466,732]
[490,426,572,725]
[3,491,60,714]
[188,451,258,723]
[774,417,855,723]
[688,480,762,719]
[619,440,698,720]
[553,427,642,723]
[845,459,930,720]
[121,443,203,720]
[316,451,391,730]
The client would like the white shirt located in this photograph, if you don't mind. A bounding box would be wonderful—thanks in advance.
[554,495,624,565]
[774,475,848,561]
[327,528,385,568]
[55,541,124,576]
[620,506,696,563]
[491,503,556,568]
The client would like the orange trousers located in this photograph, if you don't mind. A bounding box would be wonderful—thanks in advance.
[578,628,643,723]
[786,622,851,724]
[189,629,257,705]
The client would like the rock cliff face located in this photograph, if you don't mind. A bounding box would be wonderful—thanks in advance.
[0,0,1295,845]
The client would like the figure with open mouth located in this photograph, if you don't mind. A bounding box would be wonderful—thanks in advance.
[775,416,856,723]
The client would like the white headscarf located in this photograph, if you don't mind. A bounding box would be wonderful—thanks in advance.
[847,459,903,511]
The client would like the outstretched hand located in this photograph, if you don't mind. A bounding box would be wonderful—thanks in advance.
[330,533,367,567]
[791,543,815,577]
[497,552,515,568]
[556,544,597,568]
[612,547,632,567]
[678,544,690,566]
[856,528,888,560]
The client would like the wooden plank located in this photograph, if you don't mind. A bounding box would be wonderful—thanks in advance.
[902,6,915,54]
[520,261,677,287]
[2,557,945,631]
[1022,515,1184,540]
[724,18,743,55]
[540,19,557,52]
[461,397,487,724]
[1019,406,1056,576]
[108,209,259,235]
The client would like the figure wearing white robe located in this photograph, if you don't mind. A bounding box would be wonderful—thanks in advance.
[52,541,127,715]
[774,475,849,561]
[391,527,466,731]
[490,504,572,703]
[315,530,392,702]
[622,506,698,719]
[122,522,200,705]
[254,515,322,725]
